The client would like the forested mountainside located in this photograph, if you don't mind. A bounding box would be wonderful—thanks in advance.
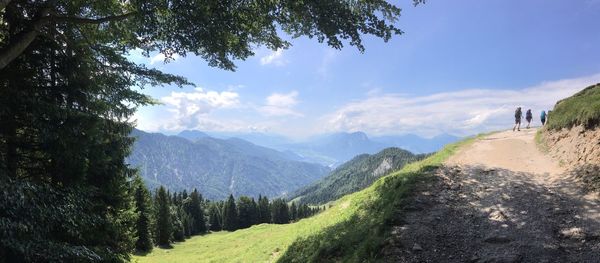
[128,129,329,200]
[289,147,426,205]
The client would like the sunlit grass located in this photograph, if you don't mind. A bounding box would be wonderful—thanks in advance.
[546,83,600,130]
[133,135,483,263]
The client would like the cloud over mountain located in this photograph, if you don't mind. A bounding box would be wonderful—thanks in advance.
[324,74,600,137]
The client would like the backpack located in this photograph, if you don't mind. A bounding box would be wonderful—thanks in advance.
[526,110,532,119]
[515,108,521,118]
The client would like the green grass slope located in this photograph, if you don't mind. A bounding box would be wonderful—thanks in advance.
[132,136,478,263]
[546,83,600,130]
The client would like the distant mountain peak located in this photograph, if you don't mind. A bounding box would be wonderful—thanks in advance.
[349,131,368,140]
[177,130,209,141]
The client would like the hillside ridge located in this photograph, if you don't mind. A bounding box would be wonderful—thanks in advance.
[289,147,424,205]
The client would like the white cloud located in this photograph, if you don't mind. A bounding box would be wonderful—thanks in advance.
[260,49,287,66]
[160,87,240,130]
[258,91,303,117]
[150,53,180,65]
[323,73,600,137]
[318,49,339,77]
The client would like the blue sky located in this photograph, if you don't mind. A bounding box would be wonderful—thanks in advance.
[131,0,600,139]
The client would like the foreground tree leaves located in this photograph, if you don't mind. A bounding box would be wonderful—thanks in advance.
[0,0,423,70]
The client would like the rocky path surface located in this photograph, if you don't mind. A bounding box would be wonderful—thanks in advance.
[383,129,600,262]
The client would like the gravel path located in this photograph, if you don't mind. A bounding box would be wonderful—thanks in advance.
[382,129,600,262]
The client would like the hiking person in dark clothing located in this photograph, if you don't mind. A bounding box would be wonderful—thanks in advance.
[513,107,523,131]
[540,110,547,126]
[525,109,533,129]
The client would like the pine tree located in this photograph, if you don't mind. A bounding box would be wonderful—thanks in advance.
[271,199,290,224]
[185,189,207,235]
[258,195,271,223]
[181,209,193,238]
[208,202,222,231]
[222,194,238,231]
[250,198,259,225]
[171,206,185,242]
[297,204,306,219]
[155,186,172,247]
[289,202,297,222]
[133,177,153,252]
[237,196,258,229]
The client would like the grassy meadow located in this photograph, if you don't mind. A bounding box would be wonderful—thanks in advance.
[547,83,600,130]
[133,136,480,263]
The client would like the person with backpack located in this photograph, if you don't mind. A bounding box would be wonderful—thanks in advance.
[513,107,523,131]
[525,109,533,129]
[540,110,547,126]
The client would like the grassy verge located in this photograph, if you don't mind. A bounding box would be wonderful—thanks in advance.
[546,83,600,130]
[277,135,479,262]
[132,136,481,263]
[534,130,549,153]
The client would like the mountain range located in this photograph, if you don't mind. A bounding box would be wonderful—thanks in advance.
[128,129,459,200]
[127,129,329,200]
[204,130,460,166]
[288,147,426,205]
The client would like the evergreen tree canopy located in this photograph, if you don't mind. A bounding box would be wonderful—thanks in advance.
[222,194,238,231]
[271,199,290,224]
[290,202,298,222]
[208,202,223,232]
[184,189,207,235]
[155,186,172,247]
[134,176,154,253]
[258,195,272,224]
[237,196,259,229]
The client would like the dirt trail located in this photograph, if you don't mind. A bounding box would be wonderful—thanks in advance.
[383,129,600,263]
[447,129,564,180]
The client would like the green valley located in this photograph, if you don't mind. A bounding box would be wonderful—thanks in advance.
[133,136,478,262]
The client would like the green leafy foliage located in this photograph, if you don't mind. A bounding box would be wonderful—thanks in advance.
[0,0,411,71]
[0,174,108,262]
[546,83,600,130]
[290,147,426,205]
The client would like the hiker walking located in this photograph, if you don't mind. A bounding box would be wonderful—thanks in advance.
[525,109,533,129]
[540,110,547,126]
[513,107,523,131]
